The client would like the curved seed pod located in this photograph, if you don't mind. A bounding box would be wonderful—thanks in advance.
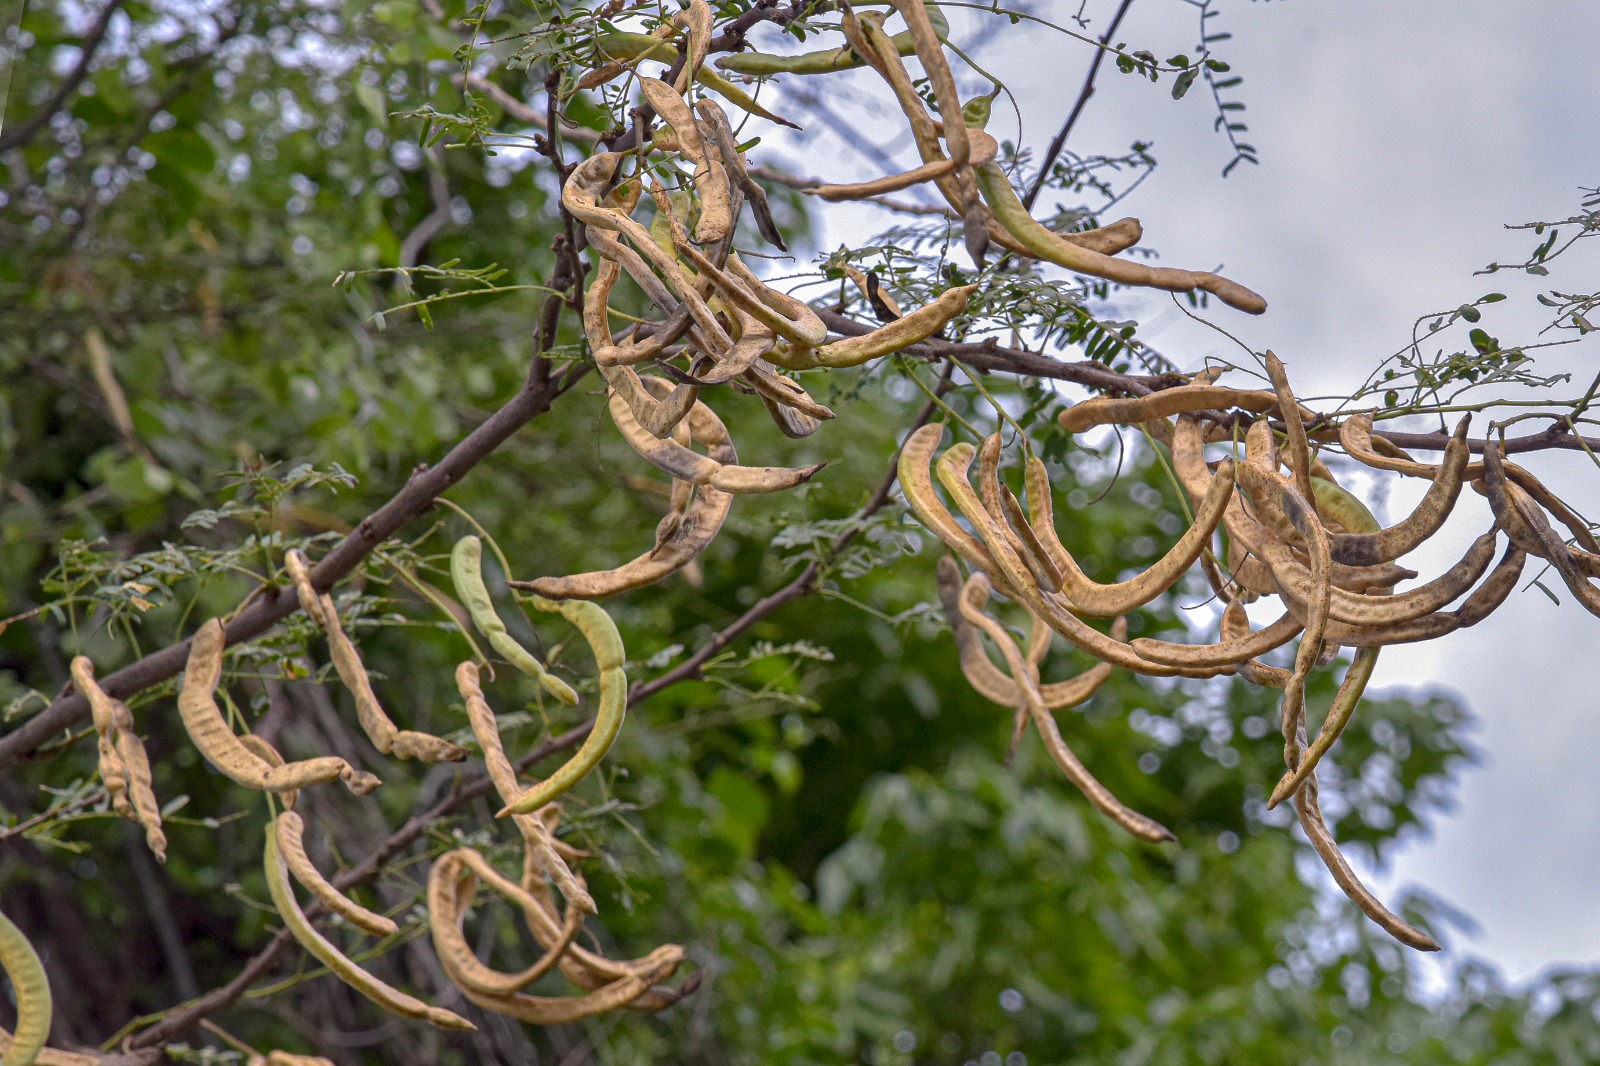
[317,592,467,762]
[179,620,381,797]
[441,847,687,1013]
[976,437,1063,593]
[499,597,627,816]
[976,157,1266,313]
[666,0,712,93]
[586,33,802,128]
[0,908,51,1066]
[1316,417,1470,567]
[937,556,1122,709]
[1264,352,1316,505]
[1269,647,1380,808]
[455,663,597,915]
[1255,527,1498,628]
[283,549,328,628]
[1311,477,1380,534]
[263,826,475,1030]
[934,440,1232,679]
[608,382,823,494]
[1020,449,1236,617]
[514,478,732,599]
[564,155,731,355]
[957,574,1172,842]
[1482,435,1600,616]
[427,849,584,997]
[635,78,730,245]
[273,811,397,938]
[1218,601,1292,688]
[741,359,835,437]
[715,1,949,75]
[451,536,578,705]
[1132,610,1303,669]
[70,657,165,860]
[238,735,297,810]
[899,425,1004,583]
[1060,385,1311,434]
[1295,771,1439,951]
[1340,413,1458,478]
[771,285,980,370]
[1502,461,1600,555]
[811,156,963,202]
[695,101,789,249]
[1286,542,1526,648]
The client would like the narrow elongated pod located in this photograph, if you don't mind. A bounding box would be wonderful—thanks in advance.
[695,101,789,248]
[741,359,835,437]
[769,285,979,369]
[456,662,596,915]
[1275,417,1471,568]
[0,909,51,1066]
[1264,351,1317,505]
[715,1,949,75]
[1481,433,1600,617]
[180,620,381,796]
[1268,647,1380,807]
[283,549,328,628]
[1132,610,1304,670]
[263,826,475,1030]
[937,556,1121,709]
[1060,385,1311,435]
[70,656,165,861]
[607,380,823,494]
[499,596,628,816]
[976,438,1063,593]
[316,591,468,763]
[898,424,1007,585]
[975,156,1266,313]
[451,535,578,704]
[1019,448,1236,617]
[273,811,398,937]
[957,574,1172,842]
[514,384,737,598]
[427,848,584,997]
[933,441,1232,679]
[1255,528,1499,628]
[1287,543,1526,649]
[1294,771,1440,950]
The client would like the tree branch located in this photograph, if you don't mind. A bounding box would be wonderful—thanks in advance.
[0,0,127,154]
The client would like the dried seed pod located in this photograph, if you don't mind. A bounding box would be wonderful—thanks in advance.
[1019,448,1235,617]
[1268,647,1380,807]
[1481,431,1600,616]
[770,285,980,370]
[179,620,381,797]
[1294,768,1440,951]
[976,146,1265,313]
[607,379,824,494]
[283,549,328,628]
[636,78,731,245]
[1060,385,1314,435]
[427,848,584,997]
[456,662,596,915]
[936,556,1121,710]
[70,657,166,860]
[0,908,52,1066]
[450,535,579,705]
[316,592,467,762]
[957,573,1172,842]
[742,359,835,438]
[273,811,398,938]
[263,824,475,1030]
[715,2,949,75]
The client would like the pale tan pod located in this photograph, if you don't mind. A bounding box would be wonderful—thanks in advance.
[238,735,297,810]
[427,849,584,998]
[1218,601,1291,689]
[273,811,398,938]
[283,549,328,628]
[179,619,381,797]
[956,573,1172,843]
[317,592,467,763]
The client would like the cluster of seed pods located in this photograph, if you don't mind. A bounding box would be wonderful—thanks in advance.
[26,3,1584,1054]
[900,352,1600,951]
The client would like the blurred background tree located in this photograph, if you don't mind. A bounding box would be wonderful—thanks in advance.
[2,0,1598,1062]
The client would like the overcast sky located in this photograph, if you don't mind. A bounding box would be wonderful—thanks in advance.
[760,0,1600,986]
